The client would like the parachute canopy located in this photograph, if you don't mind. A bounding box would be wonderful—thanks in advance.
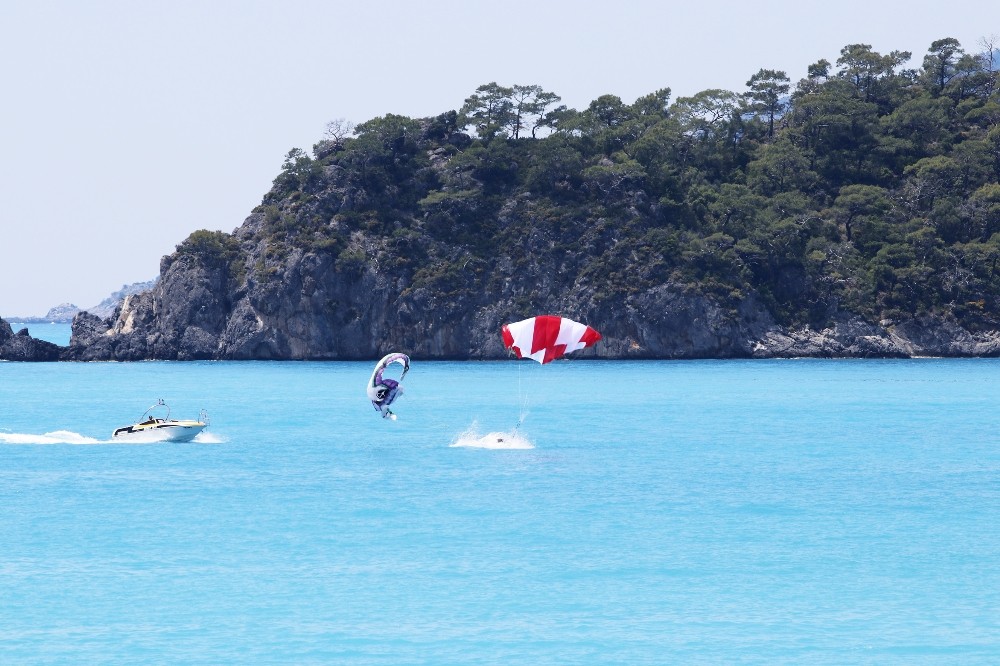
[501,315,601,364]
[367,353,410,419]
[368,352,410,389]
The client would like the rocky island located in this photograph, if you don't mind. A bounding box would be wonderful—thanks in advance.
[5,38,1000,362]
[0,319,63,361]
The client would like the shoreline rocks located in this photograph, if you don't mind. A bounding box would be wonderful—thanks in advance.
[30,282,1000,362]
[0,319,64,361]
[5,305,1000,362]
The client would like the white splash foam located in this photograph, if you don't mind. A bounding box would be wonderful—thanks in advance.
[193,431,226,444]
[450,427,534,449]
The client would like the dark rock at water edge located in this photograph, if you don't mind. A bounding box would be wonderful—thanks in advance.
[0,318,63,361]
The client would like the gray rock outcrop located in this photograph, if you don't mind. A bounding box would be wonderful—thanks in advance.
[62,237,1000,361]
[0,318,63,361]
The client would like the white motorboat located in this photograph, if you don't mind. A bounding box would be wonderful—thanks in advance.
[112,399,209,442]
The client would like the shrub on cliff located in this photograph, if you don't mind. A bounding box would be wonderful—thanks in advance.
[174,230,246,284]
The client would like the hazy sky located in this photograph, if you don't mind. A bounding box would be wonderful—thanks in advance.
[1,0,996,317]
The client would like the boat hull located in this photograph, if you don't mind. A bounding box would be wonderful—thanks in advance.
[112,421,207,443]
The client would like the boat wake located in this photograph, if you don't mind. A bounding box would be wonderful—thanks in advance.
[0,430,224,445]
[450,426,534,449]
[0,430,104,445]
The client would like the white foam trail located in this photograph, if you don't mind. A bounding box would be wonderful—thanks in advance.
[450,427,534,449]
[0,430,103,445]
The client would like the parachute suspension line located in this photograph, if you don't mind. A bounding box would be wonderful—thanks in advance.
[514,359,530,432]
[501,315,602,434]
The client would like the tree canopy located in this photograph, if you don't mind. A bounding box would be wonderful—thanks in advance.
[253,36,1000,331]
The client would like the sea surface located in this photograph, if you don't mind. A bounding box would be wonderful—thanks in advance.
[1,358,999,664]
[6,322,72,347]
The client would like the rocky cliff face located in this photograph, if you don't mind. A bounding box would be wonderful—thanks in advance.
[60,235,1000,362]
[85,279,158,320]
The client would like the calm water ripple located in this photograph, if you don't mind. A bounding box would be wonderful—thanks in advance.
[1,358,999,663]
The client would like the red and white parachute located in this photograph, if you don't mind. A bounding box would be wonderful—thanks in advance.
[501,315,602,364]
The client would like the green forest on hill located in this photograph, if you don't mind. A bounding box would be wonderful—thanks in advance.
[209,37,1000,332]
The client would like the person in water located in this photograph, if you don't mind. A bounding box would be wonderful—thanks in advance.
[371,378,403,418]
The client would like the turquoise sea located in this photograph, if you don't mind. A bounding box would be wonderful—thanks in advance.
[6,322,72,347]
[2,356,999,664]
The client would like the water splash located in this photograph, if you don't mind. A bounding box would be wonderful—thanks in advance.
[193,431,226,444]
[450,426,534,449]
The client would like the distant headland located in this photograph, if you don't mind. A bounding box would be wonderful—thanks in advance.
[8,280,156,324]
